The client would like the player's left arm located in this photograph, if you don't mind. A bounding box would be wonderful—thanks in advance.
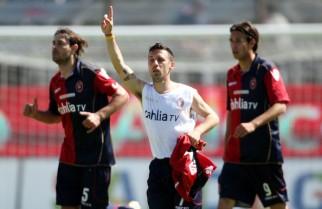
[80,71,129,133]
[97,83,129,120]
[188,90,220,146]
[234,102,287,138]
[234,66,290,138]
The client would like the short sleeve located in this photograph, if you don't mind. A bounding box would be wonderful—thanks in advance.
[94,69,118,96]
[264,67,290,105]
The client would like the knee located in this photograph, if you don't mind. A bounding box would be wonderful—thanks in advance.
[218,198,235,209]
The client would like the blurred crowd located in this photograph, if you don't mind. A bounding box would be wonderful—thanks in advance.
[0,0,321,25]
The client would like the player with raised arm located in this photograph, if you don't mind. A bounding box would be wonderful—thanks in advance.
[101,5,219,209]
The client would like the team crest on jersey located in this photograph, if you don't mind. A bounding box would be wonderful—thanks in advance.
[177,97,184,109]
[249,77,257,90]
[75,80,84,93]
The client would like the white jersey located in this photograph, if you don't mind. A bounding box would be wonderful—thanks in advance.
[142,83,197,159]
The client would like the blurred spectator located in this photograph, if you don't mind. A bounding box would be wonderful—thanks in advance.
[174,0,205,24]
[260,2,293,52]
[263,3,289,24]
[0,0,6,6]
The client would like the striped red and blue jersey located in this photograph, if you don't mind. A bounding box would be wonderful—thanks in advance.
[225,55,290,164]
[48,60,119,166]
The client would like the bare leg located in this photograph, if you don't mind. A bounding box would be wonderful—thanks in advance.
[217,198,236,209]
[270,203,288,209]
[251,196,268,209]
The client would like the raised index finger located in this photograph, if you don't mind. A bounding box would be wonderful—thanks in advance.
[108,5,113,22]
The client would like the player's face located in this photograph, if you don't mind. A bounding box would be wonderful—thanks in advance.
[52,33,74,65]
[148,49,174,83]
[229,31,253,61]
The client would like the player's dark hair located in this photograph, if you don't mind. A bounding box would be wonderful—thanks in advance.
[230,21,259,52]
[149,42,175,59]
[54,27,88,57]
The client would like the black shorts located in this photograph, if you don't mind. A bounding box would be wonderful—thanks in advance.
[147,158,202,209]
[218,163,288,208]
[56,163,111,209]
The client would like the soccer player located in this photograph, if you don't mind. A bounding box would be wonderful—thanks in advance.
[217,21,290,209]
[101,6,219,209]
[23,27,129,209]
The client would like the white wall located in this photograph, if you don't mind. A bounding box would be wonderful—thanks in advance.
[0,158,321,209]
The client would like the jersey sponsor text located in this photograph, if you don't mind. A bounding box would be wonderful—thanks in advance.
[58,101,86,114]
[144,109,180,122]
[230,98,258,110]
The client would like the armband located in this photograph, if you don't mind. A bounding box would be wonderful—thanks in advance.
[105,34,115,40]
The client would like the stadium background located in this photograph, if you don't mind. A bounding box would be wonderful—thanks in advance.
[0,0,321,209]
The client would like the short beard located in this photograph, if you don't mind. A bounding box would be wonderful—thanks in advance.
[151,69,170,83]
[152,76,163,83]
[52,55,72,65]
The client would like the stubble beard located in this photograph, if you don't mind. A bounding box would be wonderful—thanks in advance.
[152,76,163,83]
[151,68,171,83]
[52,52,72,65]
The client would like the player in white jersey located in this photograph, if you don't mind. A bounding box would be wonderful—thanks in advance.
[101,6,219,209]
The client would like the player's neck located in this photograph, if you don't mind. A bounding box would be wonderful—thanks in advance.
[59,59,76,78]
[239,53,256,73]
[154,80,176,94]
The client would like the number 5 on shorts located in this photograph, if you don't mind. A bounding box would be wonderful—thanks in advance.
[82,187,90,203]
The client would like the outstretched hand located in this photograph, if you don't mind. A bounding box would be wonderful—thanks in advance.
[101,5,114,36]
[23,98,39,118]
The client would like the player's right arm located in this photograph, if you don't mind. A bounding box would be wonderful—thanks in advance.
[23,98,61,124]
[101,5,145,100]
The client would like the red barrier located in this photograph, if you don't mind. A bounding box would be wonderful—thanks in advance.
[0,85,321,157]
